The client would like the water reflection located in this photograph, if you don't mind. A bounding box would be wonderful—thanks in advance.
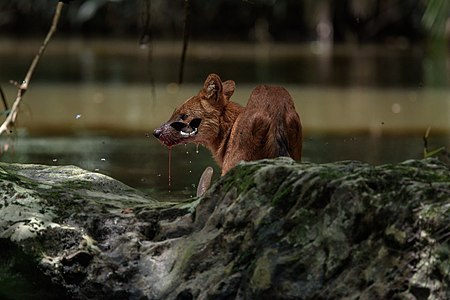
[0,40,447,88]
[1,84,448,136]
[1,133,447,200]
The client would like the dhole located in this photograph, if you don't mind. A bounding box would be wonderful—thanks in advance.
[153,73,302,175]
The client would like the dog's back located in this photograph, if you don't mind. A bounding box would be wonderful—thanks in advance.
[223,85,302,174]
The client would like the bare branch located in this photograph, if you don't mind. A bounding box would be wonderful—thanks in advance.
[178,0,191,85]
[423,126,446,158]
[0,1,65,136]
[139,0,157,105]
[139,0,152,47]
[0,85,7,112]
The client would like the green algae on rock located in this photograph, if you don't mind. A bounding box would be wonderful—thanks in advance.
[0,158,449,299]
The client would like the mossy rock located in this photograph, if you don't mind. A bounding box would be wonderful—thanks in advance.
[0,158,449,300]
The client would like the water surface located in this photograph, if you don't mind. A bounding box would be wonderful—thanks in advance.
[1,133,446,200]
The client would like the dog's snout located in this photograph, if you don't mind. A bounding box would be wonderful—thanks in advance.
[153,128,162,139]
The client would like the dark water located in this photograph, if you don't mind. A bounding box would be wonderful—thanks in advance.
[0,40,448,88]
[1,133,447,200]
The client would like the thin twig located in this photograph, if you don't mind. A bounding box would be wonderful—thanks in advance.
[423,126,446,158]
[178,0,191,85]
[423,126,430,158]
[139,0,151,46]
[139,0,156,106]
[0,84,8,112]
[0,1,64,136]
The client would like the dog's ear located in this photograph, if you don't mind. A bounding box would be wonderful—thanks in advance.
[222,80,235,100]
[201,73,223,102]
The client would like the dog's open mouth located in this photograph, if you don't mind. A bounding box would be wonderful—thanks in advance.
[180,127,197,136]
[170,118,202,138]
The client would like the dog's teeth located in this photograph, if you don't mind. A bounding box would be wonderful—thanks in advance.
[180,128,198,137]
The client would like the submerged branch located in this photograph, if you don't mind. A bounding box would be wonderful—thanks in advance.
[0,1,64,136]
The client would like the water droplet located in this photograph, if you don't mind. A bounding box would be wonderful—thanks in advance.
[93,92,104,104]
[166,82,179,94]
[186,151,189,155]
[75,114,81,119]
[391,103,401,114]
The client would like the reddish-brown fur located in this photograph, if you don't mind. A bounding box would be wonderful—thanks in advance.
[153,73,302,175]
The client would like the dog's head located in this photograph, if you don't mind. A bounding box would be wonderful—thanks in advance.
[153,73,235,147]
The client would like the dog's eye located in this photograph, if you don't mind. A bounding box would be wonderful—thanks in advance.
[180,114,188,120]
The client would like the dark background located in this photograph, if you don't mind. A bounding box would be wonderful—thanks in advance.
[0,0,447,43]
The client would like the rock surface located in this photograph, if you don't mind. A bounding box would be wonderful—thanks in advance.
[0,158,449,300]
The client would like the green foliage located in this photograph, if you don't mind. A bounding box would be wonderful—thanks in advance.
[422,0,450,39]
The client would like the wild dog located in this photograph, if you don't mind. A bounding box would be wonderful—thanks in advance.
[153,73,302,175]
